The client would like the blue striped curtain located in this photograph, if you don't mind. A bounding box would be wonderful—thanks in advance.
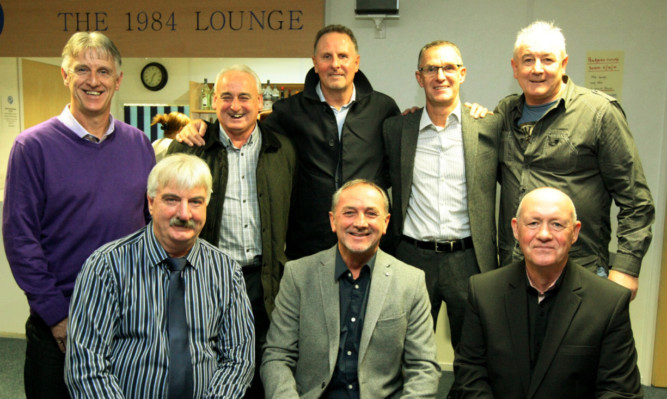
[123,105,190,142]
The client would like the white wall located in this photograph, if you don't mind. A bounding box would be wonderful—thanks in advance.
[1,0,665,385]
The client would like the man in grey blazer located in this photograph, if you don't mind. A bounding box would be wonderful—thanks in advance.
[454,187,642,398]
[261,179,440,398]
[383,41,502,349]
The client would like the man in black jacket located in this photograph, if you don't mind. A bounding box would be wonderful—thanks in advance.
[179,25,400,260]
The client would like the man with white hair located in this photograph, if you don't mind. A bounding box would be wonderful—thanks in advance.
[496,21,654,300]
[168,64,295,398]
[66,154,254,398]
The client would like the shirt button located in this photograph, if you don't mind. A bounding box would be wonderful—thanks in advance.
[329,139,335,147]
[351,317,356,323]
[347,350,352,356]
[354,284,359,289]
[348,384,353,390]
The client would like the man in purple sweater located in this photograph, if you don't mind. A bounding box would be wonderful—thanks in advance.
[2,31,155,398]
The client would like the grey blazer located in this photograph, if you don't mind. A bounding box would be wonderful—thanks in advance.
[382,108,501,272]
[260,246,440,398]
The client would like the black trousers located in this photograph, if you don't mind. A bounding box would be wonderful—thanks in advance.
[24,314,70,399]
[242,265,269,399]
[395,239,479,349]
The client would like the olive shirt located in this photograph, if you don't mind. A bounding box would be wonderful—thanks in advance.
[496,76,654,277]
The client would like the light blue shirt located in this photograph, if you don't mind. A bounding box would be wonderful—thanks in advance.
[403,104,471,241]
[316,82,356,140]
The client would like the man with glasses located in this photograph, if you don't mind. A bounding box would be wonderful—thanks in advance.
[383,41,502,359]
[3,31,155,397]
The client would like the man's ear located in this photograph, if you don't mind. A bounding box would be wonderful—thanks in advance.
[511,218,519,241]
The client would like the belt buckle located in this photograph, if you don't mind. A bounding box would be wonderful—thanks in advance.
[434,240,456,254]
[434,240,455,253]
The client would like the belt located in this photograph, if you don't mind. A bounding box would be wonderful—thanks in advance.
[402,235,473,253]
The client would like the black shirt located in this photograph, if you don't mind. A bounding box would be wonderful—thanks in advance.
[526,267,567,372]
[324,249,375,399]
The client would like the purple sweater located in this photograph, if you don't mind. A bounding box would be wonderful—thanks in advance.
[2,117,156,326]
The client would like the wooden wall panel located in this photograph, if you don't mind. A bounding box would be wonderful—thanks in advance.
[0,0,324,58]
[21,60,70,130]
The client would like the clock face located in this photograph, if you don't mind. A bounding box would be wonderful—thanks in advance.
[141,62,168,91]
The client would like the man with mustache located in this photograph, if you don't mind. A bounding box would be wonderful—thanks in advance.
[66,154,254,398]
[2,31,155,398]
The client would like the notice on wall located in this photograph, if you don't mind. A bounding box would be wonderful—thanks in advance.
[585,51,624,102]
[1,92,19,132]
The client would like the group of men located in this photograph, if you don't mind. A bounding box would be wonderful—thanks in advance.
[2,19,652,399]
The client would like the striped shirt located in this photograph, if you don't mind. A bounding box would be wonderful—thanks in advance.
[66,223,255,398]
[219,124,262,266]
[403,104,471,241]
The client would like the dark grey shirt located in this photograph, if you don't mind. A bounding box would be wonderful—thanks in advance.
[324,249,375,399]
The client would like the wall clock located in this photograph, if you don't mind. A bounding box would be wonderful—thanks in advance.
[141,62,168,91]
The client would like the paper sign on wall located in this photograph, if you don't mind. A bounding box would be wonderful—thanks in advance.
[584,51,624,102]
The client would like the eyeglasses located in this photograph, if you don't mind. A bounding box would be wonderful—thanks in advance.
[418,64,463,76]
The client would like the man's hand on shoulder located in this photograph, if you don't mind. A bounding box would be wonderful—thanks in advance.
[608,269,639,301]
[176,119,208,147]
[464,102,493,119]
[402,106,420,116]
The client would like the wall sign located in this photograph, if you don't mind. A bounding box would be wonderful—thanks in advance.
[0,0,324,57]
[584,50,625,102]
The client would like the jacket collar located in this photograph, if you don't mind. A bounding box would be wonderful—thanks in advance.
[204,120,283,153]
[512,75,575,115]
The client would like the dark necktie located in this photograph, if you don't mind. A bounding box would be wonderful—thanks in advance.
[166,257,194,399]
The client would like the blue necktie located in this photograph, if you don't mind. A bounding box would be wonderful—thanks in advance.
[166,257,194,399]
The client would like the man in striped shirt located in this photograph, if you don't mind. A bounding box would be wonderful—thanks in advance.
[65,154,254,398]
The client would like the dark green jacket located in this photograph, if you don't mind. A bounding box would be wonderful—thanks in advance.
[168,121,296,316]
[496,77,654,276]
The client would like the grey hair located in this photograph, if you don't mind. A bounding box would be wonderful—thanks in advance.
[214,64,262,94]
[513,20,567,60]
[331,179,389,213]
[314,24,359,55]
[417,40,463,68]
[61,31,122,73]
[147,154,213,204]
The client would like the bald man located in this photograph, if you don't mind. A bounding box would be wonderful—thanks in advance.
[454,187,642,398]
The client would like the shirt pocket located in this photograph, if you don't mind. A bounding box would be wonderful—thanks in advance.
[532,129,578,174]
